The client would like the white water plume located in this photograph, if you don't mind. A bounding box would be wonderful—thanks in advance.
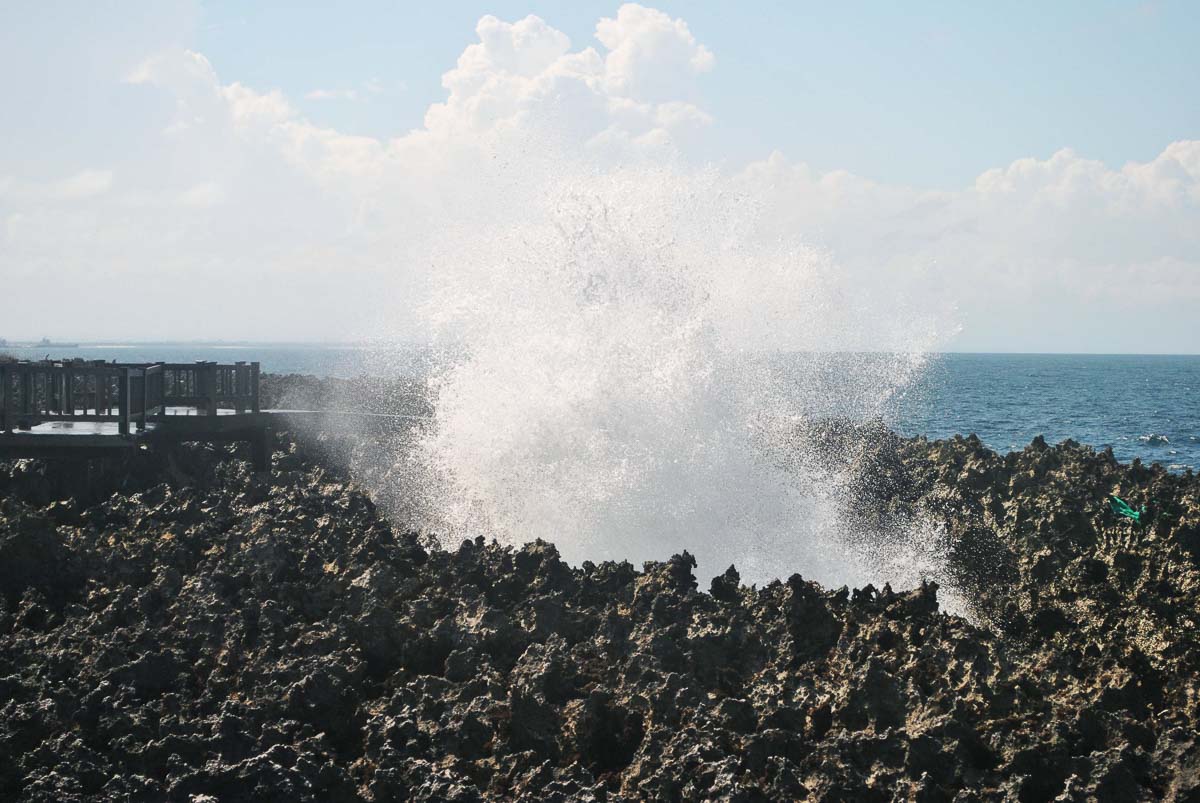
[407,159,953,598]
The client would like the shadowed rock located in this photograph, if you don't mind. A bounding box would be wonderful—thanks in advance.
[0,428,1198,800]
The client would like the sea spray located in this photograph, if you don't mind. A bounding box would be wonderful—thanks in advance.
[403,159,955,602]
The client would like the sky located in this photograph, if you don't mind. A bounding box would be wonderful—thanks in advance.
[192,0,1200,188]
[1,0,1198,352]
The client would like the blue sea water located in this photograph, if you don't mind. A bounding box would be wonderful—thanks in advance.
[4,345,1197,471]
[894,354,1200,473]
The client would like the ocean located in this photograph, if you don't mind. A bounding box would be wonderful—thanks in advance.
[893,353,1199,473]
[4,345,1197,472]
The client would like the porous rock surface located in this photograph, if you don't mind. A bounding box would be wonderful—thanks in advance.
[0,429,1198,801]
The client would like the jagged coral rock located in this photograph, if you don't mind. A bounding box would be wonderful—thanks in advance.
[0,430,1198,800]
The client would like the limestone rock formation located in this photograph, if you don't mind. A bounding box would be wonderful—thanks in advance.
[0,429,1197,801]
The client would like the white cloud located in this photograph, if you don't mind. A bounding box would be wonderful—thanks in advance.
[306,88,359,101]
[221,82,293,127]
[596,3,714,101]
[2,4,1197,351]
[738,141,1200,350]
[52,169,114,199]
[305,79,387,102]
[423,8,711,154]
[177,180,223,207]
[0,169,114,203]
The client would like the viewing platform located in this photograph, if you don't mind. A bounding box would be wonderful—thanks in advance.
[0,360,273,469]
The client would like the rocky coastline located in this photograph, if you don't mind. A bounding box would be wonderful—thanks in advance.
[1,420,1198,800]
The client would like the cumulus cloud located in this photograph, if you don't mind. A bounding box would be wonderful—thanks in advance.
[306,88,356,101]
[305,78,387,102]
[423,7,711,155]
[52,169,115,200]
[0,169,115,202]
[596,3,714,101]
[739,142,1200,351]
[177,180,223,207]
[2,6,726,340]
[1,3,1197,351]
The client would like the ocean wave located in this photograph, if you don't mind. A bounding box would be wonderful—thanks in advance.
[407,161,946,594]
[1138,434,1170,446]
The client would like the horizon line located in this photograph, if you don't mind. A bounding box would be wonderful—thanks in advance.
[2,340,1198,358]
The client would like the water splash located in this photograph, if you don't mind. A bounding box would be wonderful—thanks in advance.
[405,160,953,599]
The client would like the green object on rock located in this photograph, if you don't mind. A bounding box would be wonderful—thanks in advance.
[1108,494,1146,524]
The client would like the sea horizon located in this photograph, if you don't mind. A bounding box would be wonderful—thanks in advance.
[4,340,1198,358]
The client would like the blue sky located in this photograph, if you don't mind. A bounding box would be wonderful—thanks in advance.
[193,0,1200,188]
[1,1,1198,351]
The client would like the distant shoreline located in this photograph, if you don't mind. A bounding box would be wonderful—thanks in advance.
[2,342,1198,357]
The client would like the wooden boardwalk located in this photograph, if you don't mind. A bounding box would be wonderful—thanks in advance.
[0,360,274,469]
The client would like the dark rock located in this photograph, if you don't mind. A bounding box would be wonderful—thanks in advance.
[0,427,1197,800]
[709,564,741,601]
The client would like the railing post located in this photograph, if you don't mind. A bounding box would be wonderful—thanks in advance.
[209,363,219,416]
[119,368,131,436]
[234,361,246,414]
[139,369,149,430]
[54,367,64,417]
[17,366,31,430]
[198,362,217,416]
[0,365,8,433]
[21,367,32,417]
[94,368,105,418]
[194,362,205,415]
[251,362,261,413]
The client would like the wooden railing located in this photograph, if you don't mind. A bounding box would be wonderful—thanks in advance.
[0,360,259,435]
[161,361,260,416]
